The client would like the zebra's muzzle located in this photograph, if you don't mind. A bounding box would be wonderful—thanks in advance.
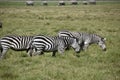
[76,50,80,53]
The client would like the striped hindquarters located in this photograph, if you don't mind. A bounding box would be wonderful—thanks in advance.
[0,36,33,50]
[31,35,65,51]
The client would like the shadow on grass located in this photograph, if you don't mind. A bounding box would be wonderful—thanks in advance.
[0,72,19,80]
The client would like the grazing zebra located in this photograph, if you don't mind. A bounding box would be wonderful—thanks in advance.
[26,1,34,6]
[28,35,80,57]
[0,35,34,59]
[58,30,106,51]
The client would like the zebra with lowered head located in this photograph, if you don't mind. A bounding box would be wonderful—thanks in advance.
[58,30,106,51]
[0,35,34,59]
[28,35,80,57]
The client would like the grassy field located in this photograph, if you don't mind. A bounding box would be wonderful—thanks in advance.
[0,1,120,80]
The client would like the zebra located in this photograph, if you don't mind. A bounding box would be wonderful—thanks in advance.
[26,1,34,6]
[0,35,34,59]
[58,30,106,51]
[28,35,80,57]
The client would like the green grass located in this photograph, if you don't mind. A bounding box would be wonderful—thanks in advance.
[0,2,120,80]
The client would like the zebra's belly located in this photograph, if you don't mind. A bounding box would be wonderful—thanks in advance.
[44,49,57,52]
[10,46,28,51]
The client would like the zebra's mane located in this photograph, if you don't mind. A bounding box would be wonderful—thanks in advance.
[37,34,59,38]
[78,32,103,38]
[92,33,104,39]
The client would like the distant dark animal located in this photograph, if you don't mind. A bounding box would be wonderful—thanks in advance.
[42,1,48,6]
[26,1,34,6]
[28,35,80,57]
[71,0,78,5]
[58,30,106,51]
[0,22,2,28]
[0,36,33,59]
[59,1,65,6]
[89,0,96,5]
[83,1,88,5]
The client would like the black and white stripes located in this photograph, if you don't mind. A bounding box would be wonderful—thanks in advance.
[58,30,106,51]
[0,30,106,59]
[0,36,33,59]
[28,35,80,57]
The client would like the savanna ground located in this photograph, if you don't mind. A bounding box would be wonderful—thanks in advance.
[0,1,120,80]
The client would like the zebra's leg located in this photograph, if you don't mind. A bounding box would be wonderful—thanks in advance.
[52,51,57,57]
[28,46,41,56]
[39,52,44,55]
[27,48,33,57]
[0,48,8,59]
[58,46,65,54]
[33,50,43,56]
[77,40,84,51]
[65,46,70,50]
[83,42,89,51]
[80,42,84,51]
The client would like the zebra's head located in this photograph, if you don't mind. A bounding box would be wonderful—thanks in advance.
[97,37,106,51]
[71,38,80,53]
